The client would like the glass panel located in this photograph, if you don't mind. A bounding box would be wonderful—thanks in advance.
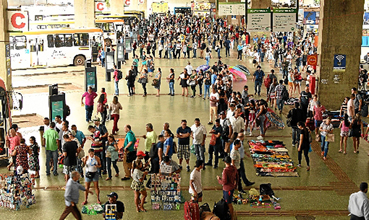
[55,34,65,47]
[47,35,54,47]
[65,34,72,47]
[15,36,27,50]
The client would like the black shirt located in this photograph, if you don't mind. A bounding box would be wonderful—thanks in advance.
[62,141,78,166]
[300,91,312,106]
[104,201,125,219]
[176,126,192,145]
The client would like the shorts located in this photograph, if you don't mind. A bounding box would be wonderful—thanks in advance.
[191,191,203,200]
[340,130,349,137]
[314,120,322,128]
[131,180,145,192]
[177,145,190,160]
[223,190,234,204]
[63,165,77,175]
[249,113,256,122]
[288,82,293,87]
[85,171,99,182]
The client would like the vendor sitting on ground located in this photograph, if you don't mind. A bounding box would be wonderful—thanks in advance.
[159,156,181,175]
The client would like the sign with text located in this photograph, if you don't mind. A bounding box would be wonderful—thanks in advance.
[218,2,245,16]
[273,9,297,32]
[247,9,271,32]
[307,54,317,66]
[333,54,346,71]
[193,2,211,11]
[7,11,28,31]
[95,2,110,13]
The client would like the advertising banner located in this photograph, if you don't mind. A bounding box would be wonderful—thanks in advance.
[247,9,271,32]
[218,2,245,16]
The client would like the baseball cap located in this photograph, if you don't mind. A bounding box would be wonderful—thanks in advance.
[107,192,118,199]
[93,117,100,122]
[136,150,146,157]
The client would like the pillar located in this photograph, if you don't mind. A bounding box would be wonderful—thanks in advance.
[0,0,11,91]
[111,0,124,15]
[74,0,95,28]
[317,0,364,110]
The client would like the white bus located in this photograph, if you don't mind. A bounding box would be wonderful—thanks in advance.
[10,28,103,69]
[95,19,124,45]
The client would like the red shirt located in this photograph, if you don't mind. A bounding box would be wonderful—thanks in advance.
[9,135,20,154]
[218,165,238,191]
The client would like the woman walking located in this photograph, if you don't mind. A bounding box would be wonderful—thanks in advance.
[154,68,162,97]
[339,114,350,154]
[167,68,175,96]
[131,152,148,212]
[319,117,333,160]
[106,135,119,180]
[126,69,135,97]
[139,69,148,97]
[297,122,310,171]
[205,47,212,66]
[28,136,40,178]
[82,149,102,205]
[351,113,364,154]
[11,138,30,174]
[110,96,122,135]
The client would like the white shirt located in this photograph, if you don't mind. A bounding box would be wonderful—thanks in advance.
[230,148,240,169]
[347,99,354,117]
[210,92,219,107]
[189,168,202,194]
[186,65,193,74]
[348,191,369,219]
[230,116,245,134]
[191,124,207,145]
[226,109,235,119]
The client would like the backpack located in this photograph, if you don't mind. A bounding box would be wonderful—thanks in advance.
[117,70,123,80]
[284,77,288,85]
[264,74,272,88]
[184,200,200,220]
[281,86,289,101]
[213,199,231,220]
[149,143,158,159]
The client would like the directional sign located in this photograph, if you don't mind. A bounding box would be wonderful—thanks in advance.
[247,9,271,32]
[333,54,346,71]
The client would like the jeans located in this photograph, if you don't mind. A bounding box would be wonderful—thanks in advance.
[274,58,279,68]
[114,81,119,95]
[46,150,58,175]
[128,85,133,96]
[193,49,197,58]
[237,50,242,60]
[276,98,284,111]
[259,114,266,135]
[254,81,262,95]
[261,52,265,62]
[106,157,119,178]
[198,83,203,95]
[283,69,288,79]
[191,85,196,96]
[298,147,310,166]
[85,105,93,122]
[217,50,221,59]
[321,135,329,157]
[194,144,205,162]
[208,144,220,166]
[238,159,252,190]
[100,111,106,125]
[101,58,105,67]
[169,82,174,95]
[111,114,119,133]
[142,83,147,95]
[204,84,210,98]
[95,151,103,175]
[225,47,230,57]
[292,126,300,145]
[187,50,191,58]
[206,57,210,66]
[152,50,155,58]
[168,49,172,59]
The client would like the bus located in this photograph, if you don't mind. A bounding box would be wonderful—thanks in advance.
[95,19,125,45]
[124,10,145,20]
[96,14,139,28]
[9,28,103,69]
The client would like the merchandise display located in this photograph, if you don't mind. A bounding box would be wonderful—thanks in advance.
[249,140,298,177]
[116,138,140,162]
[150,173,181,211]
[81,203,104,215]
[0,172,36,210]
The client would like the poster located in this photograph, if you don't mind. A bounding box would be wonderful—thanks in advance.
[86,71,96,90]
[333,54,346,71]
[247,9,271,32]
[218,2,245,16]
[152,2,168,13]
[364,12,369,25]
[273,9,297,32]
[51,101,64,120]
[193,2,211,11]
[303,11,319,25]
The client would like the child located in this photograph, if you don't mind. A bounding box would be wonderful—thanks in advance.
[339,114,350,155]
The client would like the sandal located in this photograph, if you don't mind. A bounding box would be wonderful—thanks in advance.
[97,200,101,205]
[354,151,357,154]
[338,150,342,153]
[105,177,111,181]
[344,151,347,155]
[306,166,310,171]
[140,208,147,212]
[82,201,88,205]
[323,157,326,161]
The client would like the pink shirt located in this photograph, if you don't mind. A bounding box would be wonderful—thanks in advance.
[82,91,97,106]
[313,105,326,121]
[113,70,119,82]
[9,135,20,154]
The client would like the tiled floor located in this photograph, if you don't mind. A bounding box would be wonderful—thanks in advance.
[2,48,367,219]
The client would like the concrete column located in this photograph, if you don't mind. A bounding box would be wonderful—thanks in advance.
[317,0,364,110]
[111,0,124,15]
[74,0,95,28]
[0,0,11,91]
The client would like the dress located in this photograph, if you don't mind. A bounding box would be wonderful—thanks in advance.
[15,144,29,171]
[29,143,40,171]
[351,120,361,138]
[154,72,162,89]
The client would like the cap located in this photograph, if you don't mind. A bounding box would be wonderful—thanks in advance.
[93,117,100,122]
[107,192,118,199]
[136,150,146,157]
[219,111,225,115]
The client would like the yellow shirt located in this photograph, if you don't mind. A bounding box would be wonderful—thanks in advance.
[145,131,158,152]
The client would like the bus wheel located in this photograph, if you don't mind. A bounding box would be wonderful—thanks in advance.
[74,56,85,66]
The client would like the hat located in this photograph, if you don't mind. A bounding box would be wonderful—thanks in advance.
[223,156,231,164]
[70,130,77,136]
[219,111,225,115]
[136,150,146,157]
[107,192,118,199]
[93,117,100,122]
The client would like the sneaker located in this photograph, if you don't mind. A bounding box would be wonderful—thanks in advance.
[208,122,213,125]
[297,164,301,168]
[249,132,252,137]
[257,135,264,140]
[186,166,190,172]
[46,173,50,176]
[204,162,212,166]
[292,144,296,147]
[53,173,59,176]
[213,165,218,169]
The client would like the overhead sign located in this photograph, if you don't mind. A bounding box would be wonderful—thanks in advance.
[247,9,271,32]
[193,2,211,11]
[307,54,317,66]
[95,2,110,13]
[8,11,28,31]
[125,0,131,6]
[272,9,297,32]
[152,2,168,13]
[333,54,346,71]
[218,2,245,16]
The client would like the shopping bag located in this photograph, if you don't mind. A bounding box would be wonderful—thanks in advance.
[326,134,335,142]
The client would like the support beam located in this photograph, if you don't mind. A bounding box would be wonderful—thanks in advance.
[74,0,95,28]
[0,0,11,91]
[317,0,364,109]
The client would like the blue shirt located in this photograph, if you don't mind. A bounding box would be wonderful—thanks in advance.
[163,137,174,157]
[253,70,265,82]
[101,50,105,58]
[64,178,86,206]
[211,74,217,85]
[237,45,243,51]
[75,130,85,146]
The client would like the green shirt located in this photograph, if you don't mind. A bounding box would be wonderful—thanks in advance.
[43,128,59,151]
[124,130,136,152]
[145,131,157,152]
[107,144,119,161]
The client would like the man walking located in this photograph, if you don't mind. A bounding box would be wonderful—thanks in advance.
[275,80,286,114]
[191,118,207,169]
[121,125,136,181]
[62,134,79,182]
[143,123,157,163]
[235,133,254,191]
[176,120,192,172]
[224,38,230,57]
[299,86,312,122]
[81,86,98,123]
[94,118,108,174]
[287,102,305,147]
[189,160,204,203]
[44,122,59,176]
[59,171,93,220]
[348,182,369,220]
[209,87,219,125]
[253,66,265,96]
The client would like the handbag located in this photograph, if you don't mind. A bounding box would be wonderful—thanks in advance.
[209,134,216,146]
[326,133,335,142]
[85,171,96,179]
[315,133,321,142]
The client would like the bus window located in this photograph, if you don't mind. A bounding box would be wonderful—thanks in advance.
[15,36,27,50]
[47,35,54,47]
[38,39,44,52]
[65,34,72,47]
[35,15,43,21]
[29,39,36,52]
[55,34,65,47]
[73,33,89,46]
